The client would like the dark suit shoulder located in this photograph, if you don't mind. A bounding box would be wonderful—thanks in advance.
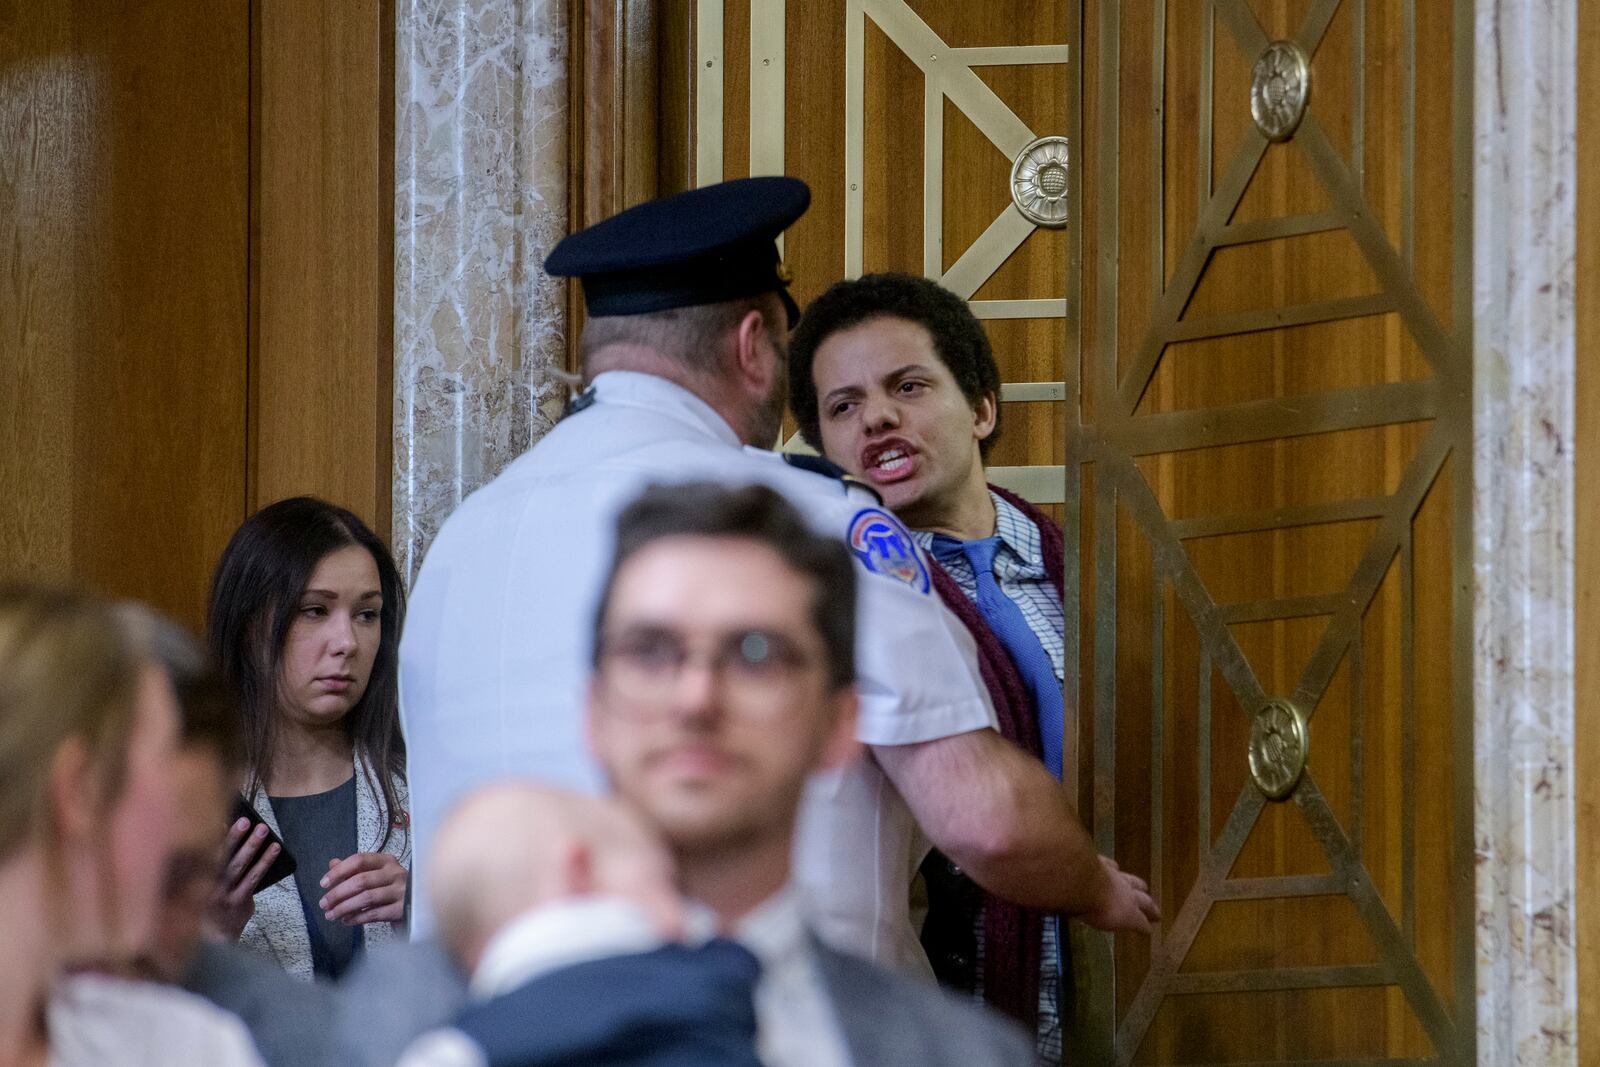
[810,941,1034,1067]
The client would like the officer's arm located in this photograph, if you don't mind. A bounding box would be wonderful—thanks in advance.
[872,729,1117,914]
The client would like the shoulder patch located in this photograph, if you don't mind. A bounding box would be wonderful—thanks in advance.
[847,508,931,594]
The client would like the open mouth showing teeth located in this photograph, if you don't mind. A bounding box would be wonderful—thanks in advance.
[873,449,910,473]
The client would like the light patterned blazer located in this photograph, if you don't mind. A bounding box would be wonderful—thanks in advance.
[238,754,410,982]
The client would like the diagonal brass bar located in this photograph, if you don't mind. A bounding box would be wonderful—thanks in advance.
[1212,0,1269,58]
[1165,963,1392,995]
[1290,423,1450,713]
[1294,777,1460,1059]
[1216,593,1343,625]
[1214,212,1345,247]
[1095,447,1266,711]
[1294,114,1460,380]
[1212,873,1346,899]
[1166,293,1393,344]
[1115,132,1270,414]
[1114,785,1267,1063]
[941,207,1036,300]
[1295,0,1344,55]
[1170,495,1392,540]
[1108,379,1438,457]
[863,0,1035,156]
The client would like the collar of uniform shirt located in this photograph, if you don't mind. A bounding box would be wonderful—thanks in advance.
[590,370,743,448]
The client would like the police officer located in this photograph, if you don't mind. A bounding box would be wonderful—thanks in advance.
[399,177,1151,973]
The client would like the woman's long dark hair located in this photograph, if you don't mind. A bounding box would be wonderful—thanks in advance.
[206,497,406,848]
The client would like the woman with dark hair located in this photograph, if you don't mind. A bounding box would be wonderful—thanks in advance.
[207,496,410,982]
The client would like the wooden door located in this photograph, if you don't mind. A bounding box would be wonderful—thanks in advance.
[0,1,251,630]
[689,0,1071,514]
[1075,1,1475,1063]
[0,1,393,632]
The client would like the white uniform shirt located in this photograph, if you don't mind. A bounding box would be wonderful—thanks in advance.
[400,371,997,969]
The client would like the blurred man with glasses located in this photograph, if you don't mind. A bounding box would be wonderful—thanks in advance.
[586,481,1034,1067]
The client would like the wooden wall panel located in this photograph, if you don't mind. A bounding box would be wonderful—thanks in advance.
[1080,0,1474,1061]
[1576,0,1599,1060]
[0,3,82,583]
[253,0,394,533]
[1,1,394,631]
[0,2,250,633]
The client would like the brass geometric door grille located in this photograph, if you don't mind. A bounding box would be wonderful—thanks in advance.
[697,0,1071,503]
[1072,1,1473,1063]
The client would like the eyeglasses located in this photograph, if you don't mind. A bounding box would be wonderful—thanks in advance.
[596,626,824,717]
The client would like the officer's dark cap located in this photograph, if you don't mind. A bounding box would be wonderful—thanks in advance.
[544,176,810,327]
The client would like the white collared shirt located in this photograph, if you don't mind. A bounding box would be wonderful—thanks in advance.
[736,889,853,1067]
[401,371,998,969]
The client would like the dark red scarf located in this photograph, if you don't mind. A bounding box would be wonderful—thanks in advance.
[922,484,1064,1030]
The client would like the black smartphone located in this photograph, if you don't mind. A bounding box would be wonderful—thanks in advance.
[228,796,298,890]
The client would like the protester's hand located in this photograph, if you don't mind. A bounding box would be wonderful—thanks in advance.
[320,852,408,926]
[208,817,281,940]
[1079,855,1160,933]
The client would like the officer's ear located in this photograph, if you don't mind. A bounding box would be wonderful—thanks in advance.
[731,305,779,390]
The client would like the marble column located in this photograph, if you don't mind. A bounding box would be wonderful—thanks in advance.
[393,0,570,578]
[1473,1,1579,1063]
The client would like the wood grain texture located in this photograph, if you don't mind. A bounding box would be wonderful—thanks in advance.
[0,2,83,584]
[252,0,394,535]
[706,0,1069,474]
[1576,0,1599,1059]
[1083,0,1467,1060]
[0,1,251,632]
[565,0,664,370]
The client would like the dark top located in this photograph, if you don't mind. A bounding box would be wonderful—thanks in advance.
[269,774,362,980]
[455,940,764,1067]
[182,940,334,1067]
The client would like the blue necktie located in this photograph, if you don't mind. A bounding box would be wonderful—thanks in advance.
[932,535,1064,779]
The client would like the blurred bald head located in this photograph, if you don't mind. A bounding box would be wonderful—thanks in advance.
[429,782,681,972]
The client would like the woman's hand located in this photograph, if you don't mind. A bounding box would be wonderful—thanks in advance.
[209,817,282,941]
[319,852,408,926]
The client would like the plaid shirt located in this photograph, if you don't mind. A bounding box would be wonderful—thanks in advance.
[913,491,1066,1063]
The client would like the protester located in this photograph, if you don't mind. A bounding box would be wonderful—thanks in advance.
[402,178,1141,979]
[790,272,1160,1057]
[208,496,410,981]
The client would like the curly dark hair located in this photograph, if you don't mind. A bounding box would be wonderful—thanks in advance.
[787,272,1002,459]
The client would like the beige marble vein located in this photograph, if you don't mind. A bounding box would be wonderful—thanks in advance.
[394,0,570,578]
[1473,1,1579,1064]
